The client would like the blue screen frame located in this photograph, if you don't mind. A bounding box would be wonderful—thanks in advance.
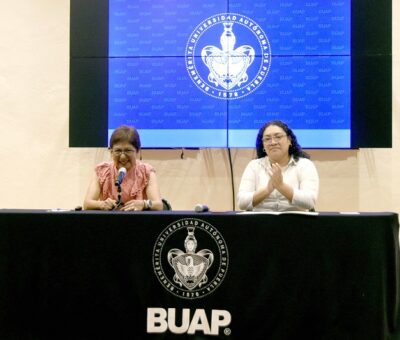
[69,0,392,149]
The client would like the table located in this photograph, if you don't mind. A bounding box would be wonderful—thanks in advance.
[0,210,398,339]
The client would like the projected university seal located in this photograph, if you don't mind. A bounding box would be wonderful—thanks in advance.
[185,13,272,100]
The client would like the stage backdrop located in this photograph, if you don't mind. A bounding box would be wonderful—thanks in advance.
[0,1,398,213]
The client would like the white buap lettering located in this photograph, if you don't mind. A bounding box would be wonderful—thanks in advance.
[147,308,231,335]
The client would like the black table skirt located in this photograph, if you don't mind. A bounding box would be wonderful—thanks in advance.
[0,210,398,340]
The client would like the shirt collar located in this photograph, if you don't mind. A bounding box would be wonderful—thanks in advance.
[262,155,297,169]
[288,155,297,166]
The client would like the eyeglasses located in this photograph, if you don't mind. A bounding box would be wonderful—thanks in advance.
[262,134,287,144]
[112,149,136,156]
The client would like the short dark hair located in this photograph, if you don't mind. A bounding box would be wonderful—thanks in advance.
[255,120,310,160]
[109,125,141,151]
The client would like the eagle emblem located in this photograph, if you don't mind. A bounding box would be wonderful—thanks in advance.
[201,22,255,90]
[168,227,214,290]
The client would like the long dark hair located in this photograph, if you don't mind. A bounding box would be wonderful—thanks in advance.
[255,120,310,160]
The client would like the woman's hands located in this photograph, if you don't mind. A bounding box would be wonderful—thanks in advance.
[268,163,293,201]
[97,199,154,211]
[268,163,284,190]
[98,199,145,211]
[99,198,117,210]
[120,199,145,211]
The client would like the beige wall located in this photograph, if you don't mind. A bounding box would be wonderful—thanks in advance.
[0,1,398,213]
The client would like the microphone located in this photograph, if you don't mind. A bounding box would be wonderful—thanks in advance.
[115,167,127,186]
[194,204,209,213]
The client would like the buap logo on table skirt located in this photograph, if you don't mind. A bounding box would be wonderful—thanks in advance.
[152,218,229,299]
[150,218,231,336]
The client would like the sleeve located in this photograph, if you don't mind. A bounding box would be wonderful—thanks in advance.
[142,162,155,185]
[128,162,156,199]
[95,162,112,186]
[291,159,319,210]
[237,161,257,211]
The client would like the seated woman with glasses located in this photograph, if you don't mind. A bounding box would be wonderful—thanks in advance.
[83,125,163,211]
[237,120,319,211]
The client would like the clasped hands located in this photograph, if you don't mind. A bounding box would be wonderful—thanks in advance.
[267,163,284,191]
[100,198,145,211]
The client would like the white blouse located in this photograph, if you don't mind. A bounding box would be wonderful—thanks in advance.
[237,156,319,211]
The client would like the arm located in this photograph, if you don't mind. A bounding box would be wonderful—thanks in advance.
[237,161,274,210]
[83,172,117,210]
[269,160,318,210]
[252,180,274,207]
[144,171,163,210]
[291,160,319,210]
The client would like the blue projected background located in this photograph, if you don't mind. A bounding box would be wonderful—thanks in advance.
[108,0,351,148]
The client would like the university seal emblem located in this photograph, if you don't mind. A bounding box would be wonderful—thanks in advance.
[168,227,214,290]
[185,13,271,100]
[153,218,229,299]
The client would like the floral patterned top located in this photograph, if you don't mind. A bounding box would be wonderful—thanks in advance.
[95,161,155,203]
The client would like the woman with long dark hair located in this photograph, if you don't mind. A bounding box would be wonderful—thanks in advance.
[238,120,319,211]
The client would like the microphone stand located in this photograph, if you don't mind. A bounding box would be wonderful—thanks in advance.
[114,183,123,210]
